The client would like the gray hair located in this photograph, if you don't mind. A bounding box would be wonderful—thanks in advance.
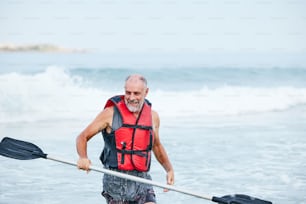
[125,74,147,87]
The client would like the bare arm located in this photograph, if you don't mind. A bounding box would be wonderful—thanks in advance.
[152,110,175,187]
[76,107,113,170]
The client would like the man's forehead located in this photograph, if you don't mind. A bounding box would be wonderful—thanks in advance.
[125,83,145,91]
[125,80,146,89]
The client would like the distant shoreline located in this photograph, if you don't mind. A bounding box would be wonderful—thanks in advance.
[0,43,87,53]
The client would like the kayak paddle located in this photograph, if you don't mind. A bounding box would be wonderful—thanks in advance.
[0,137,272,204]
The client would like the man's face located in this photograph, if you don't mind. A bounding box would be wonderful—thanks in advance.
[124,79,148,113]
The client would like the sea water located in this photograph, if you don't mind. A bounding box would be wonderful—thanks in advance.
[1,53,306,204]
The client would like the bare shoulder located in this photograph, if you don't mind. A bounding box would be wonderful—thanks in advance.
[103,106,114,117]
[151,109,160,129]
[77,106,115,140]
[92,106,114,131]
[151,109,160,120]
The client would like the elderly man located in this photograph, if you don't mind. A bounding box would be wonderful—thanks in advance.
[76,74,174,204]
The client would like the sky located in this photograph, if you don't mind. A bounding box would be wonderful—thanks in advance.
[1,0,306,67]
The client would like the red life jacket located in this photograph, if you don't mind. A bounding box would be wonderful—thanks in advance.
[102,95,154,172]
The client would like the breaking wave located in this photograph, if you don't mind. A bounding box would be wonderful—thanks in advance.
[1,66,306,123]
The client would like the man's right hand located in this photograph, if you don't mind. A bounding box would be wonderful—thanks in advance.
[77,157,92,172]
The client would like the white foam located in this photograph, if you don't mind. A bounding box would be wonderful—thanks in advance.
[150,86,306,118]
[1,66,306,123]
[0,66,111,123]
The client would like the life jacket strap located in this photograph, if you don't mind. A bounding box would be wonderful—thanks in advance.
[122,124,152,130]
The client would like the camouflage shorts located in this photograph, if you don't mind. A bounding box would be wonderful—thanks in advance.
[102,170,156,204]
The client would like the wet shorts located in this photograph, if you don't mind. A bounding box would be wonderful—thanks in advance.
[101,170,156,204]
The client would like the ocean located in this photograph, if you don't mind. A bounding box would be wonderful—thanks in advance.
[1,52,306,204]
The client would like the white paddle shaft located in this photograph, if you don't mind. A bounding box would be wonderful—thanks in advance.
[47,155,213,201]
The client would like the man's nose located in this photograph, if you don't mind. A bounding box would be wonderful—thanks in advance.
[129,93,136,99]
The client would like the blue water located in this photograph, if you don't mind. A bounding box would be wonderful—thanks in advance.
[1,52,306,204]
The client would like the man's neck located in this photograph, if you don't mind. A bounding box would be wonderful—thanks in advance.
[132,111,140,118]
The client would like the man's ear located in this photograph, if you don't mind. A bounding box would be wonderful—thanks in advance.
[145,88,149,96]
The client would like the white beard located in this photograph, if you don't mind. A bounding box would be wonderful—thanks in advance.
[125,99,144,113]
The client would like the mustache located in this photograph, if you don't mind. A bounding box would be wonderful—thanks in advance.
[127,99,139,104]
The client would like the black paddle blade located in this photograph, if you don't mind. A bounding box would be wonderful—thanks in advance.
[0,137,47,160]
[212,194,272,204]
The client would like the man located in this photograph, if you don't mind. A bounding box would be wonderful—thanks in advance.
[76,74,174,204]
